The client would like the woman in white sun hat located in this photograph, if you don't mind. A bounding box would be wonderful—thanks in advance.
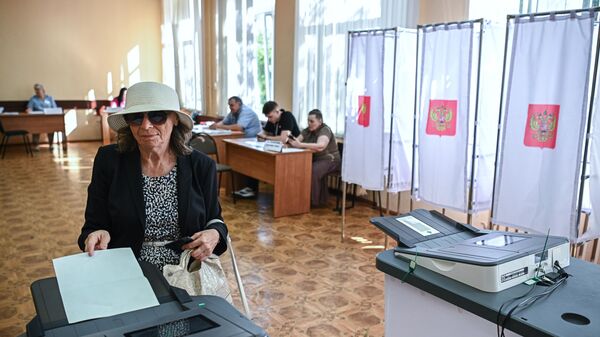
[78,81,228,271]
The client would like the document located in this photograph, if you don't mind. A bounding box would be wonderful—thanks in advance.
[282,148,305,153]
[192,124,231,135]
[52,248,159,323]
[43,107,63,115]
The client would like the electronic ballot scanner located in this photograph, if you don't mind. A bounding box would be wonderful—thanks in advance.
[371,209,570,292]
[23,261,267,337]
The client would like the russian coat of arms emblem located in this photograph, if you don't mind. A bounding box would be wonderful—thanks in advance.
[524,104,560,149]
[426,99,457,136]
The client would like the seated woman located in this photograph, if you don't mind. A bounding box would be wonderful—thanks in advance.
[110,87,127,108]
[78,82,227,271]
[288,109,341,207]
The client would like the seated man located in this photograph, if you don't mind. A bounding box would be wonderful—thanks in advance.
[236,101,301,198]
[257,101,300,142]
[26,83,58,151]
[209,96,261,137]
[210,97,262,198]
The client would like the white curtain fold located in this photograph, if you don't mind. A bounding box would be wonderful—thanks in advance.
[492,14,594,240]
[384,29,417,193]
[342,32,386,191]
[414,24,474,212]
[162,0,202,110]
[583,48,600,242]
[470,22,505,212]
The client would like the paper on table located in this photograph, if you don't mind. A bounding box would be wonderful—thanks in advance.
[192,125,206,133]
[192,125,232,135]
[282,148,305,153]
[52,248,159,323]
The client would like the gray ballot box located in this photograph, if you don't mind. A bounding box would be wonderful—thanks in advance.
[23,261,267,337]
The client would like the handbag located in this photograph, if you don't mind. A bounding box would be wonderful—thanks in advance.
[163,249,233,303]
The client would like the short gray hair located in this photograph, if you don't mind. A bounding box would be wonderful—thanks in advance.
[33,83,44,90]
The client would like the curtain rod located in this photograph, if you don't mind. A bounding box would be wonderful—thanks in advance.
[418,18,483,30]
[348,27,398,35]
[507,6,599,19]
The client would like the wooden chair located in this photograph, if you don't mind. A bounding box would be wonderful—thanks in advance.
[189,133,236,203]
[0,119,33,159]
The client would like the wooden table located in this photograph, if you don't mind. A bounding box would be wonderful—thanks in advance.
[224,138,312,218]
[0,113,67,150]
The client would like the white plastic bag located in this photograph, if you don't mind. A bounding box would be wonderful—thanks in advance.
[163,249,232,303]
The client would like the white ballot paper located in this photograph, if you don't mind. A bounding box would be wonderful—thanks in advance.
[52,248,159,323]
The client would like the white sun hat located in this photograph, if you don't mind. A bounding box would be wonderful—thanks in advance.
[107,81,193,131]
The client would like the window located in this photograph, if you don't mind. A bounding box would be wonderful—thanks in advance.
[162,0,203,111]
[216,0,274,115]
[469,0,600,20]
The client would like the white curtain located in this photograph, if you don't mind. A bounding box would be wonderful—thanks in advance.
[471,22,505,212]
[294,0,418,133]
[492,14,593,240]
[342,33,385,191]
[384,29,416,193]
[162,0,203,110]
[414,24,474,212]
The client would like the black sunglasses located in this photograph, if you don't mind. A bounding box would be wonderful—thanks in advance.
[124,111,169,126]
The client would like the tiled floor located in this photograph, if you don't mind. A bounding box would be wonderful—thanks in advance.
[0,142,389,337]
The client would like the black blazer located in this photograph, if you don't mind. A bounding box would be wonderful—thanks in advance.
[78,144,228,257]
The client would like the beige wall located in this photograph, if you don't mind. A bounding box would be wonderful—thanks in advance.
[273,0,295,110]
[0,0,162,140]
[419,0,469,24]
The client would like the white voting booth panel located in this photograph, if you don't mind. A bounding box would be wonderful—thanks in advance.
[492,13,594,240]
[384,274,521,337]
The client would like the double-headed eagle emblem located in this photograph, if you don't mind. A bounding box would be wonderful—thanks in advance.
[429,104,453,131]
[529,109,556,143]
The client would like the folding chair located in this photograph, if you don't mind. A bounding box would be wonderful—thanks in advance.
[189,133,236,203]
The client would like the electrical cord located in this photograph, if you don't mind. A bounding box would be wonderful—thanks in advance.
[499,275,567,336]
[496,283,538,337]
[496,261,569,337]
[496,229,552,337]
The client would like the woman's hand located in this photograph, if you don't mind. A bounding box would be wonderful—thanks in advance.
[182,229,220,261]
[84,230,111,256]
[288,138,301,148]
